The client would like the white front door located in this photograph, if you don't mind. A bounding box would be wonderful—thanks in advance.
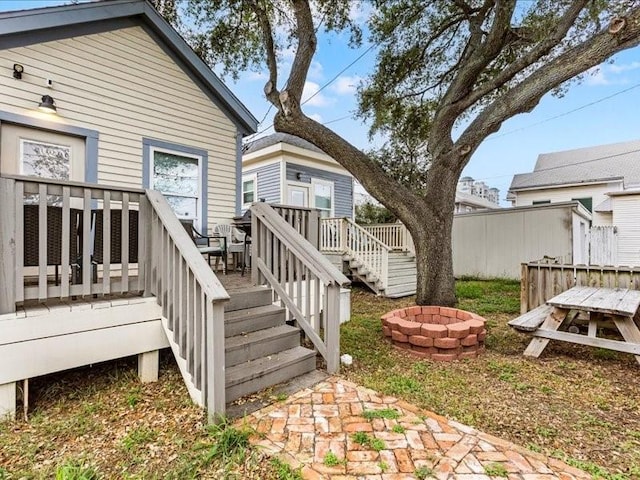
[287,183,310,207]
[0,124,85,181]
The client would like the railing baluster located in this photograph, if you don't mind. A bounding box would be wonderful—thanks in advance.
[82,188,92,296]
[38,184,47,301]
[121,193,130,293]
[14,181,24,304]
[60,187,71,299]
[103,191,111,296]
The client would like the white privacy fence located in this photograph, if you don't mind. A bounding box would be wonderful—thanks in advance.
[589,226,618,266]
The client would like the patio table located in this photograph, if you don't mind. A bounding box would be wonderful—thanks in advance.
[521,286,640,364]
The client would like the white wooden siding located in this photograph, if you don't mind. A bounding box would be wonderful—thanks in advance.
[612,195,640,266]
[514,182,621,226]
[0,26,238,225]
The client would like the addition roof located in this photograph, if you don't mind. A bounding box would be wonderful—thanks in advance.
[244,132,326,155]
[510,138,640,191]
[0,0,257,134]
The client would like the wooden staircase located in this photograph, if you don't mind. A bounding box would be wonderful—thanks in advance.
[322,218,416,298]
[224,287,315,402]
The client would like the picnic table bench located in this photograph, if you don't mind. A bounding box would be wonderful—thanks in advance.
[509,286,640,364]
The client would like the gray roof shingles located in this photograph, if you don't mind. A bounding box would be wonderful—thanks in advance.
[510,139,640,191]
[244,133,327,155]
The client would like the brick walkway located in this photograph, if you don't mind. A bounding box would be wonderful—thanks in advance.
[241,377,590,480]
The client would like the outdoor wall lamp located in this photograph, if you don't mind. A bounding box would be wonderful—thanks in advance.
[38,95,57,114]
[13,64,23,79]
[296,172,303,180]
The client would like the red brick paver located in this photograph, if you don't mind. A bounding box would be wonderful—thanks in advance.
[240,378,590,480]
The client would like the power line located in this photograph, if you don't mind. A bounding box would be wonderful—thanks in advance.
[487,80,640,141]
[245,42,376,140]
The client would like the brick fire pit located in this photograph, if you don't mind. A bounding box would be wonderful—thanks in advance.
[381,306,486,361]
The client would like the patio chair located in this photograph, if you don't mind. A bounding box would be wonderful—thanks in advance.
[23,204,83,285]
[180,220,227,273]
[213,224,245,271]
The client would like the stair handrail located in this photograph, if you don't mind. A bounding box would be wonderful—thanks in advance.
[145,189,228,422]
[342,218,391,288]
[251,202,350,374]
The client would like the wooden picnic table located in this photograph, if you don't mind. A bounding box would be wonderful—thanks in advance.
[512,286,640,364]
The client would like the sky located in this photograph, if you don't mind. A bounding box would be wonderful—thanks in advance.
[4,0,640,205]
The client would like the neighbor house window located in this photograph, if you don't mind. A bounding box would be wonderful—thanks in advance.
[20,139,70,180]
[532,200,551,205]
[151,147,202,225]
[312,179,334,218]
[242,174,256,206]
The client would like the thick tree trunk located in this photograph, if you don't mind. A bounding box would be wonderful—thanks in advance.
[405,159,459,307]
[274,111,461,307]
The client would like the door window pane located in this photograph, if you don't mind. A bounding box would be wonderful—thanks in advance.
[21,139,70,180]
[313,181,332,216]
[290,190,306,207]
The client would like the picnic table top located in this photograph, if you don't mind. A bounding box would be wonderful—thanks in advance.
[547,286,640,317]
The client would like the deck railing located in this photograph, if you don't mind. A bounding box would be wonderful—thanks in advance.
[0,174,147,312]
[320,217,391,288]
[146,190,228,421]
[360,223,415,254]
[251,203,350,373]
[0,175,229,421]
[270,204,321,249]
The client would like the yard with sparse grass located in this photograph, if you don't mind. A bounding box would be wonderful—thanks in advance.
[1,278,639,479]
[342,279,640,479]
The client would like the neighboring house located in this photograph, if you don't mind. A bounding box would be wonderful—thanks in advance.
[509,139,640,266]
[0,0,256,229]
[454,190,501,213]
[242,133,354,218]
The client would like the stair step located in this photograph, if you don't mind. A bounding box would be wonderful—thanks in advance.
[384,283,417,298]
[388,274,417,286]
[226,286,273,312]
[225,304,285,337]
[225,325,301,367]
[225,346,316,402]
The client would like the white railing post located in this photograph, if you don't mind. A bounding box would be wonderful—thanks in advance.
[0,178,16,314]
[206,300,226,423]
[325,283,341,374]
[341,218,348,253]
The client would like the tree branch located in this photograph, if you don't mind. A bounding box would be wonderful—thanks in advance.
[457,7,640,155]
[455,0,590,112]
[248,0,281,106]
[283,0,317,108]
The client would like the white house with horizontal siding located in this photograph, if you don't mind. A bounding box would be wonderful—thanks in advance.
[509,139,640,266]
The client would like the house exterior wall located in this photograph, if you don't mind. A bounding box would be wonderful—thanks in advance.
[452,204,584,279]
[243,161,281,206]
[0,25,238,227]
[512,181,622,226]
[285,162,353,218]
[612,194,640,266]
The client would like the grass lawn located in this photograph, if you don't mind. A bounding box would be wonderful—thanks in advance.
[342,279,640,480]
[1,278,639,479]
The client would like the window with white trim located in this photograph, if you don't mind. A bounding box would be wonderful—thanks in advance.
[242,174,257,207]
[312,178,334,218]
[151,147,202,226]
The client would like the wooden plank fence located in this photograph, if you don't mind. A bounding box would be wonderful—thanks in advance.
[589,226,618,266]
[521,261,640,313]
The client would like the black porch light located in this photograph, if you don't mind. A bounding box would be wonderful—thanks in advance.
[38,95,57,114]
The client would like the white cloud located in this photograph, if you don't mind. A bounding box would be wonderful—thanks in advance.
[301,81,334,107]
[331,75,362,95]
[609,61,640,74]
[585,66,610,86]
[349,1,374,23]
[308,61,324,80]
[246,71,269,82]
[308,113,323,122]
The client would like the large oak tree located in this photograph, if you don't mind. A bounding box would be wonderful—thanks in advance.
[167,0,640,306]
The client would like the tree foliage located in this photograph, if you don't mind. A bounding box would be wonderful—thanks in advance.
[355,201,396,225]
